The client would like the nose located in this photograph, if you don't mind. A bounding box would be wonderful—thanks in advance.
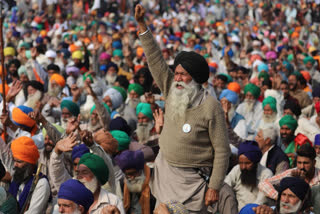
[175,74,182,82]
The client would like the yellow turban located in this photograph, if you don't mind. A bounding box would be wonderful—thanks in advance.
[4,47,15,57]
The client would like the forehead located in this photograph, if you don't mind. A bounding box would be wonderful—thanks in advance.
[138,112,149,119]
[296,156,312,162]
[282,188,296,196]
[78,164,91,172]
[58,198,75,206]
[238,154,252,163]
[174,64,188,74]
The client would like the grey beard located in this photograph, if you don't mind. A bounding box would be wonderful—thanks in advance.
[125,172,145,193]
[89,119,102,132]
[228,105,235,123]
[48,82,62,97]
[136,122,153,143]
[166,80,199,121]
[25,90,42,109]
[106,73,117,85]
[262,112,277,124]
[78,176,98,194]
[60,118,68,129]
[128,98,140,109]
[244,99,255,113]
[279,200,302,214]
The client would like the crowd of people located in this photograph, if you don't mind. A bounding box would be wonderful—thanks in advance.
[0,0,320,213]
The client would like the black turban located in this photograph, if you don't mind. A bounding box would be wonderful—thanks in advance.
[312,86,320,98]
[47,63,60,72]
[26,80,44,92]
[284,99,301,117]
[279,177,310,201]
[174,51,209,84]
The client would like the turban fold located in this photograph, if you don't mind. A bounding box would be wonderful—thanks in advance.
[282,61,293,72]
[303,56,315,65]
[11,136,39,164]
[114,150,144,172]
[90,103,111,115]
[50,73,66,88]
[72,144,90,162]
[113,49,123,58]
[284,100,301,117]
[244,83,261,99]
[99,52,111,61]
[110,130,130,151]
[66,66,80,75]
[18,65,27,76]
[279,115,298,131]
[4,47,15,56]
[128,83,144,96]
[262,96,277,112]
[315,134,320,146]
[109,117,131,136]
[60,100,80,116]
[300,71,311,82]
[257,63,269,73]
[103,87,126,109]
[265,51,277,60]
[174,51,209,84]
[219,89,238,105]
[72,50,83,60]
[79,153,109,185]
[12,106,37,135]
[227,82,241,94]
[279,177,310,201]
[217,73,233,83]
[238,141,262,163]
[136,102,153,120]
[58,179,94,212]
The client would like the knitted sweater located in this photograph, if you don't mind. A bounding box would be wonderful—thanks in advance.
[140,31,230,190]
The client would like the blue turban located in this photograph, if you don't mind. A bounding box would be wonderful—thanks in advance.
[109,117,131,136]
[282,61,294,73]
[279,177,310,201]
[58,179,94,212]
[257,63,269,73]
[239,203,259,214]
[219,89,238,105]
[312,86,320,98]
[222,46,234,57]
[238,141,262,163]
[315,134,320,146]
[114,150,145,172]
[71,144,89,162]
[112,41,122,49]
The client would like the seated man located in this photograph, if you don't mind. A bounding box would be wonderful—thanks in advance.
[255,127,289,175]
[225,140,273,211]
[103,86,127,119]
[115,150,151,214]
[259,144,320,201]
[258,96,280,130]
[57,179,94,214]
[253,177,311,214]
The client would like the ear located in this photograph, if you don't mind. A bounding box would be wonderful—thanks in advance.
[79,205,85,214]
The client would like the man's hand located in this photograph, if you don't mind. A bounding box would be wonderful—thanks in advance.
[55,132,77,155]
[80,130,94,147]
[205,188,219,206]
[154,203,170,214]
[101,205,120,214]
[6,80,23,102]
[291,168,306,179]
[153,108,164,134]
[135,4,147,33]
[84,81,96,99]
[66,115,81,135]
[252,205,274,214]
[48,97,61,108]
[71,84,82,101]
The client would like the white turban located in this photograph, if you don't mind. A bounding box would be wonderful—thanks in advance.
[103,88,123,110]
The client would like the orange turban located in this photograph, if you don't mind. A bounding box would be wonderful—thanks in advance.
[228,82,241,94]
[12,106,37,136]
[291,32,299,39]
[136,47,144,57]
[11,136,39,164]
[50,73,66,88]
[0,84,9,96]
[300,71,311,82]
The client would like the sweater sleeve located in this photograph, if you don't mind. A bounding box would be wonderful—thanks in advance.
[208,102,231,190]
[139,30,174,98]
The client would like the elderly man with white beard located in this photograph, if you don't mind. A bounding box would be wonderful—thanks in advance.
[219,89,247,139]
[24,80,44,109]
[136,5,230,213]
[115,150,151,214]
[258,96,280,130]
[236,83,263,139]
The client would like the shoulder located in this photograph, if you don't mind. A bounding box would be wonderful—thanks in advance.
[100,189,122,204]
[258,164,273,177]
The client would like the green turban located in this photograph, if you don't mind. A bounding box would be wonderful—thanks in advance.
[83,73,93,83]
[262,96,277,112]
[287,54,294,62]
[136,102,153,120]
[290,71,303,79]
[219,73,233,83]
[244,83,261,99]
[258,72,270,80]
[128,83,144,96]
[303,56,315,65]
[110,130,130,152]
[90,103,111,115]
[78,153,109,185]
[113,49,123,58]
[279,115,298,131]
[113,86,127,102]
[42,123,64,137]
[60,100,80,117]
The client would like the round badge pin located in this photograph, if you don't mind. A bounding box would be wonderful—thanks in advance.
[182,123,191,133]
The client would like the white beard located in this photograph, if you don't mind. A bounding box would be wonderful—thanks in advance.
[125,173,145,193]
[60,118,68,129]
[25,90,42,109]
[48,82,62,97]
[79,176,98,194]
[166,80,199,121]
[105,73,117,85]
[136,122,153,143]
[89,119,102,132]
[262,112,277,124]
[279,200,302,214]
[128,98,140,109]
[244,99,255,113]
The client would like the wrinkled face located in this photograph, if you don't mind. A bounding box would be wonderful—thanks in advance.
[103,96,112,109]
[137,112,150,124]
[27,85,37,96]
[107,66,117,75]
[174,64,193,88]
[280,188,300,209]
[90,110,99,126]
[76,164,95,183]
[124,168,142,181]
[296,156,315,175]
[239,154,254,171]
[220,97,231,111]
[129,90,139,99]
[263,104,274,116]
[280,125,293,140]
[245,91,255,101]
[44,135,54,153]
[255,130,266,149]
[288,75,297,91]
[58,198,82,214]
[61,108,72,120]
[20,74,29,82]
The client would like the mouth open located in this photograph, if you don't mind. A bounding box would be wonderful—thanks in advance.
[176,84,184,89]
